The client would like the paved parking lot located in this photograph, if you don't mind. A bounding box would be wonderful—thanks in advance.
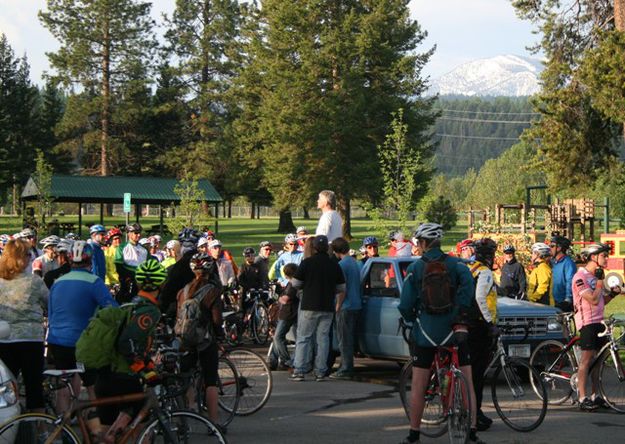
[226,356,625,444]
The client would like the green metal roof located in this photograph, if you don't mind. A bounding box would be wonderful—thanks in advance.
[22,175,222,204]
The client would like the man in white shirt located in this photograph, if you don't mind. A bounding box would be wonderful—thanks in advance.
[315,190,343,242]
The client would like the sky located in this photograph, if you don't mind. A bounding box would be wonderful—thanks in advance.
[0,0,538,85]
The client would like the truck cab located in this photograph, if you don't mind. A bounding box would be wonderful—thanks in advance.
[356,257,565,361]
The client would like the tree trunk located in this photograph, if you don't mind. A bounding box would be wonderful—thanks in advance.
[227,200,232,218]
[101,15,110,176]
[616,0,625,137]
[278,209,296,233]
[222,201,226,218]
[302,206,310,219]
[338,196,352,240]
[251,202,255,219]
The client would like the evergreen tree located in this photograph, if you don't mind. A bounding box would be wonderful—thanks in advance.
[40,0,157,176]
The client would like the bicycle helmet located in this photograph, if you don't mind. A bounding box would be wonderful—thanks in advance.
[474,238,497,265]
[138,238,150,246]
[0,234,10,246]
[152,235,162,244]
[135,258,168,291]
[165,239,179,250]
[70,241,93,263]
[581,243,611,261]
[458,239,475,250]
[531,242,552,258]
[388,230,403,241]
[147,236,159,247]
[178,227,200,245]
[126,223,142,233]
[296,226,308,234]
[549,234,571,251]
[284,233,298,244]
[503,244,516,254]
[208,239,222,249]
[18,228,36,239]
[65,232,80,240]
[204,230,215,239]
[362,236,378,247]
[197,237,209,248]
[107,228,122,238]
[259,241,272,249]
[89,224,106,235]
[56,239,73,254]
[243,247,256,256]
[190,252,216,273]
[40,235,61,248]
[413,223,443,240]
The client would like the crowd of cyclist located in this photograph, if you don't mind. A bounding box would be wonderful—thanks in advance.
[0,209,621,442]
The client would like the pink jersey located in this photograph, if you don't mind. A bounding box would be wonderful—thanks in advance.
[573,267,605,329]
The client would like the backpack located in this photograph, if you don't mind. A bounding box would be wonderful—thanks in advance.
[75,304,134,370]
[174,283,215,350]
[420,254,455,315]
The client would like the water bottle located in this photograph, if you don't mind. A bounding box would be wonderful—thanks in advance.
[440,370,449,394]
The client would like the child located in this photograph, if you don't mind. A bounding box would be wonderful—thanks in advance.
[270,263,299,370]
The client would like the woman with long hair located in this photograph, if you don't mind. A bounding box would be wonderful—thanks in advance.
[0,238,49,411]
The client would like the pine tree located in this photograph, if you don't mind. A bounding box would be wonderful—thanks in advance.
[40,0,156,176]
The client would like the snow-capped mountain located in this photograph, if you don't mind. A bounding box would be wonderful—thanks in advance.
[428,55,543,97]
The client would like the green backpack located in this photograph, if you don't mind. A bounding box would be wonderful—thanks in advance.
[75,304,134,370]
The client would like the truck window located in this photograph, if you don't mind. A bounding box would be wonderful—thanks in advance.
[364,262,398,297]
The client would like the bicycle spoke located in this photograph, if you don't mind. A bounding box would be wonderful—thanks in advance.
[599,347,625,412]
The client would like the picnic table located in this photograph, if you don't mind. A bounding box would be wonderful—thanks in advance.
[147,224,171,236]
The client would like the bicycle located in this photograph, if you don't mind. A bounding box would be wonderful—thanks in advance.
[223,288,271,345]
[0,381,227,443]
[41,368,82,416]
[399,320,547,433]
[530,315,625,411]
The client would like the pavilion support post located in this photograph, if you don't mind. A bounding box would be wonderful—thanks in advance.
[215,203,219,234]
[100,203,104,225]
[135,204,140,223]
[159,205,164,238]
[78,203,82,238]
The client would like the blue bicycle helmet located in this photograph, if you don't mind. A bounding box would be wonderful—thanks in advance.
[89,224,106,235]
[362,236,378,247]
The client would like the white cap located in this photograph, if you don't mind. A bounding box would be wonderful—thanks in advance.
[208,239,222,249]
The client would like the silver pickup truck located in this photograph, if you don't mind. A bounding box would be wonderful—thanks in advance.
[355,257,565,361]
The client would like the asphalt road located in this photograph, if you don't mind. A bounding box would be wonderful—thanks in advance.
[225,355,625,444]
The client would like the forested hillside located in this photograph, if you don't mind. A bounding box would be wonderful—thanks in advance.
[432,96,535,176]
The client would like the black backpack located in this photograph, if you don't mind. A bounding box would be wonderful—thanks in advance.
[420,254,455,314]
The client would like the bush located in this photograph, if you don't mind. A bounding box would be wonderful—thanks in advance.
[423,196,457,231]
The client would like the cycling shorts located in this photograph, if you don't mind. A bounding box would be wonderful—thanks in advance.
[579,323,608,351]
[180,341,219,387]
[410,342,470,369]
[47,343,96,387]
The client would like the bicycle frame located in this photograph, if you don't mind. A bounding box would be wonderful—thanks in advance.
[431,347,464,413]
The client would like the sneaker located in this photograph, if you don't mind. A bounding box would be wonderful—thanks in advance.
[399,438,420,444]
[469,429,486,444]
[315,374,327,382]
[579,398,599,411]
[476,410,492,431]
[592,396,610,409]
[290,373,304,382]
[329,371,352,380]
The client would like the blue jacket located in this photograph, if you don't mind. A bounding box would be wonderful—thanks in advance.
[339,256,362,311]
[398,247,475,347]
[88,240,106,281]
[272,250,303,286]
[47,269,118,347]
[551,255,576,304]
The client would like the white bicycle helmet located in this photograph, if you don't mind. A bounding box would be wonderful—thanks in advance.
[197,237,209,248]
[581,243,610,260]
[208,239,222,249]
[40,235,61,248]
[531,242,551,258]
[413,223,443,240]
[166,239,179,250]
[284,233,298,244]
[70,240,93,263]
[56,239,74,254]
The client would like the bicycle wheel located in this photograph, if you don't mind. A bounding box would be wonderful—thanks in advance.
[398,361,446,438]
[253,304,270,345]
[137,410,227,444]
[599,346,625,413]
[491,358,547,432]
[529,340,575,404]
[448,369,471,444]
[0,413,80,444]
[195,357,240,427]
[226,348,273,415]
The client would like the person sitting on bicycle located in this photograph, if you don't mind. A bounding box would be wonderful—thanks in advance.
[573,243,621,411]
[238,247,263,293]
[177,253,225,425]
[466,238,499,431]
[398,223,482,444]
[95,259,167,442]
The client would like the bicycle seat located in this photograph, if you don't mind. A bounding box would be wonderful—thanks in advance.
[43,368,84,377]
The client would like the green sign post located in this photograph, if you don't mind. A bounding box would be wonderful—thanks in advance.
[123,193,131,234]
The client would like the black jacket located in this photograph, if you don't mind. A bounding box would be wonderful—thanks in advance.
[498,259,526,299]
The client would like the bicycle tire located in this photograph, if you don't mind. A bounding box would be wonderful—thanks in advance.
[398,361,446,438]
[599,345,625,413]
[491,358,547,432]
[448,369,471,444]
[253,304,270,345]
[529,339,575,405]
[225,348,273,415]
[0,412,80,444]
[137,410,227,444]
[194,357,240,427]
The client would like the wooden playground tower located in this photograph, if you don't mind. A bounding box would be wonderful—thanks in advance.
[467,185,610,242]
